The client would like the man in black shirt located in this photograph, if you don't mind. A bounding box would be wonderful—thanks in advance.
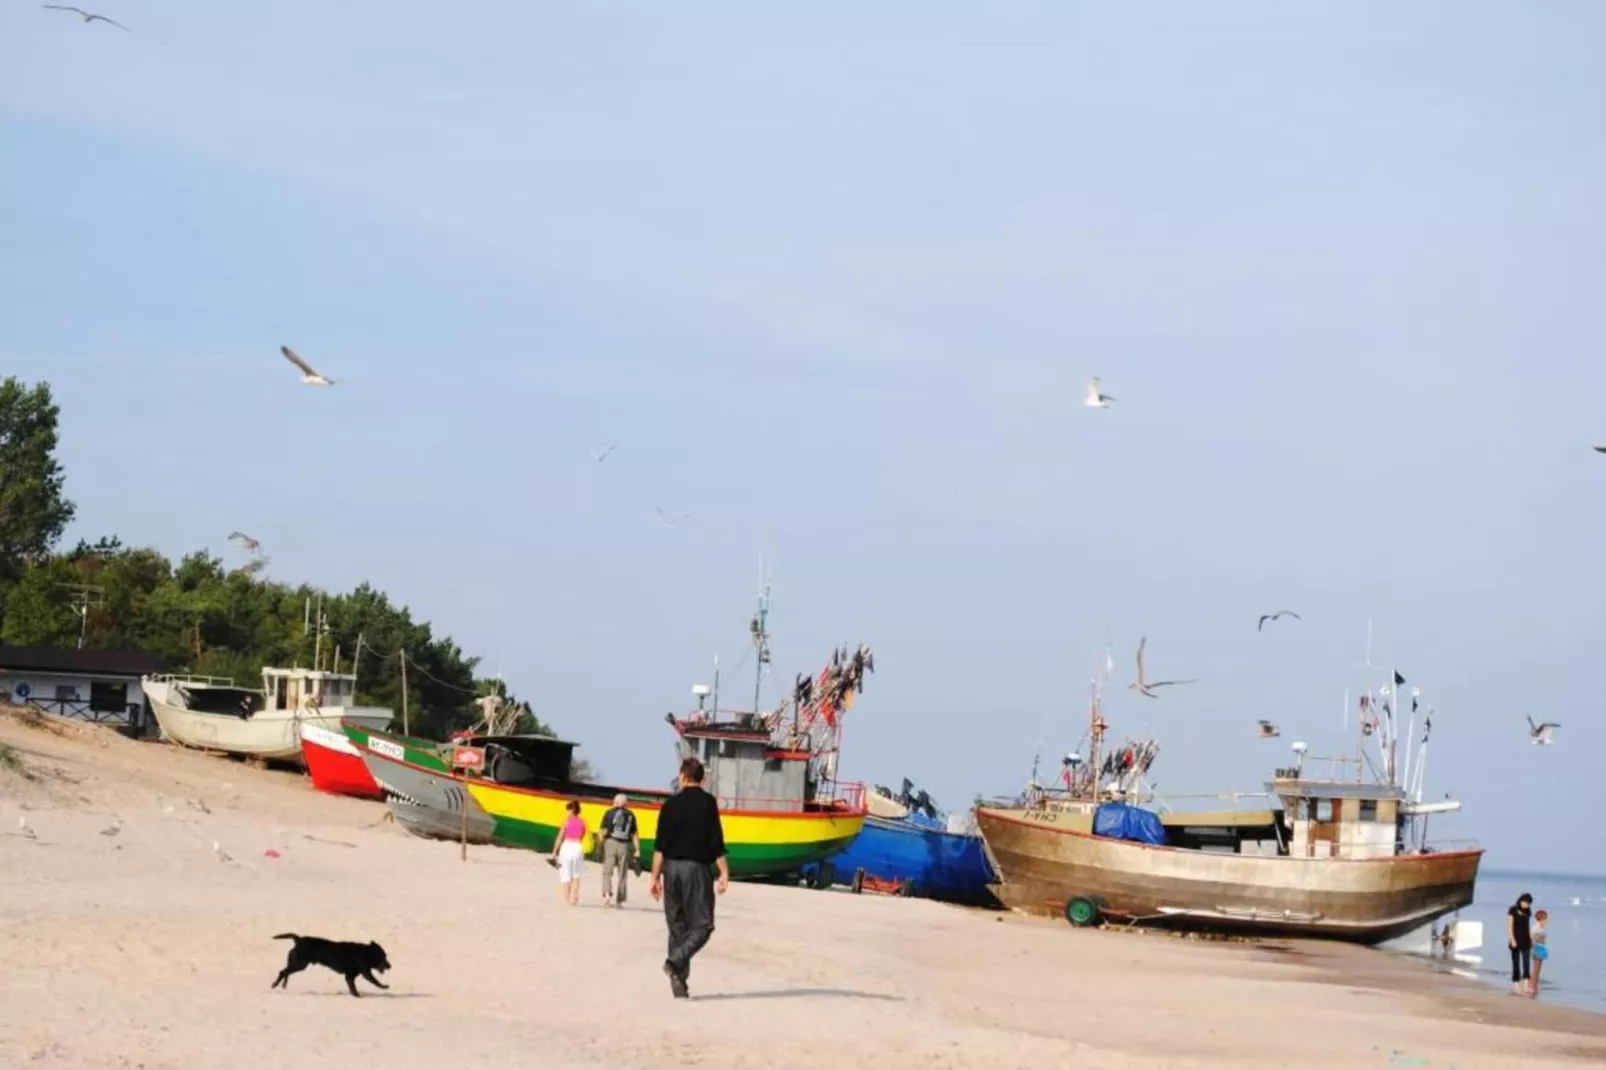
[1507,892,1534,992]
[651,756,729,998]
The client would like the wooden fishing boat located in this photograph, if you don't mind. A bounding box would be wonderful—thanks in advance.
[141,667,391,763]
[974,657,1482,942]
[356,588,872,879]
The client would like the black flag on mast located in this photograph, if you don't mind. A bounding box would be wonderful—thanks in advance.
[1393,670,1406,687]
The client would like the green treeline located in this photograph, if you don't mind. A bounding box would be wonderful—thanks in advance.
[0,376,557,752]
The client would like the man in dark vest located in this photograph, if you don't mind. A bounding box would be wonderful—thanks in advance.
[650,756,729,998]
[598,793,641,908]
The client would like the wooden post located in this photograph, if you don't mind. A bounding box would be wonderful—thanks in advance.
[400,652,410,736]
[460,772,469,862]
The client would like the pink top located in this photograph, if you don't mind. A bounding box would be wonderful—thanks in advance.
[562,816,586,843]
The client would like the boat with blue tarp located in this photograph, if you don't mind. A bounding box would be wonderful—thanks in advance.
[801,779,1000,907]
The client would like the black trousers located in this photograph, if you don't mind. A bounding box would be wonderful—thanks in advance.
[663,858,716,980]
[1511,944,1531,982]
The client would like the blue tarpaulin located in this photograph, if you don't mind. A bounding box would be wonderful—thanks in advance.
[1092,802,1167,846]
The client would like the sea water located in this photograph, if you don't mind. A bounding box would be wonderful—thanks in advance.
[1391,869,1606,1012]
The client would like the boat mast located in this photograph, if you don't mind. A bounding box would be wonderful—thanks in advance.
[1087,680,1106,802]
[751,582,772,716]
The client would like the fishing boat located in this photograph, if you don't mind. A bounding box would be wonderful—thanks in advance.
[974,660,1483,943]
[801,779,1000,906]
[141,667,393,763]
[301,691,530,800]
[356,587,872,879]
[299,720,388,799]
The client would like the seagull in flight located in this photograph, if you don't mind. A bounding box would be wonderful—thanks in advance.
[1257,610,1302,632]
[228,532,262,555]
[1129,637,1197,698]
[1084,377,1116,409]
[280,346,335,386]
[1256,720,1280,739]
[43,5,129,30]
[655,508,690,528]
[1526,716,1559,745]
[590,445,617,463]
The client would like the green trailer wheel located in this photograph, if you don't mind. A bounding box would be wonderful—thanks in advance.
[1064,895,1102,927]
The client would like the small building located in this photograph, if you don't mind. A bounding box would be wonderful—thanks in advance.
[0,645,166,736]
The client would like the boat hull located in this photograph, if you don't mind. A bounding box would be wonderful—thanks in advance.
[299,722,384,799]
[975,806,1482,944]
[804,814,1000,906]
[356,741,865,878]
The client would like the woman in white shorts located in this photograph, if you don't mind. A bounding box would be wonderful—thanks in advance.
[551,799,588,905]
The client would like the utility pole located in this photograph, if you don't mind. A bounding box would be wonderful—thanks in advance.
[399,651,410,736]
[57,584,106,650]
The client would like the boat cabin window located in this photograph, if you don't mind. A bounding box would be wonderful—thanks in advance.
[1313,799,1334,822]
[1359,799,1378,822]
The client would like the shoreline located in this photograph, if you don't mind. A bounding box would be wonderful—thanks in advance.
[3,706,1603,1069]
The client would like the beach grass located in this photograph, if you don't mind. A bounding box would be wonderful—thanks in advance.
[0,741,23,773]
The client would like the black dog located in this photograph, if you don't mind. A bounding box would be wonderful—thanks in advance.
[270,933,391,997]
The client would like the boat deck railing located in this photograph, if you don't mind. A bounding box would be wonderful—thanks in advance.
[147,673,237,688]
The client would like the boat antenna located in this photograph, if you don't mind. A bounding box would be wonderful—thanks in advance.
[711,654,720,718]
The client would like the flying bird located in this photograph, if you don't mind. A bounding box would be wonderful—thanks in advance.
[280,346,335,386]
[1129,637,1197,698]
[1256,720,1280,739]
[590,445,617,463]
[1526,716,1559,745]
[1084,377,1116,408]
[655,508,689,528]
[227,532,262,554]
[42,5,128,30]
[1257,610,1302,632]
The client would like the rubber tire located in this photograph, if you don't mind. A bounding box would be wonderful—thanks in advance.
[851,868,865,894]
[814,862,836,890]
[1065,895,1101,927]
[898,880,915,898]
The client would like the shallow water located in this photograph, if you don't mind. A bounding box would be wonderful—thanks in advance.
[1390,869,1606,1013]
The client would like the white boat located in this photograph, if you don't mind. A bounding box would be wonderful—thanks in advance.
[140,667,393,762]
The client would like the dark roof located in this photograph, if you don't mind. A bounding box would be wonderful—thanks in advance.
[0,645,165,677]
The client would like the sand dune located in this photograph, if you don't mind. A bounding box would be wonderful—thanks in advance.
[2,706,1602,1069]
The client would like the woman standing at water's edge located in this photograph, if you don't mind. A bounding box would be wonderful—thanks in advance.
[551,800,588,907]
[1507,892,1534,994]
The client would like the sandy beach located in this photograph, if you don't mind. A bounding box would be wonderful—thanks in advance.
[2,708,1602,1070]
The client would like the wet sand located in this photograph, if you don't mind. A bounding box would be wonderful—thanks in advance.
[2,706,1602,1070]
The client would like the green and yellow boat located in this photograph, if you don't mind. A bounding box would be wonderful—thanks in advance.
[354,720,865,878]
[352,591,873,879]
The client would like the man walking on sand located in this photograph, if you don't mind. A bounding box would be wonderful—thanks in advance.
[599,793,641,907]
[651,756,729,999]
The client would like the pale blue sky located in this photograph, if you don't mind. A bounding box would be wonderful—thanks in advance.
[3,3,1603,873]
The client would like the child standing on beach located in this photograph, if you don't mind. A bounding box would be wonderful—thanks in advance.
[551,800,588,907]
[1529,909,1549,996]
